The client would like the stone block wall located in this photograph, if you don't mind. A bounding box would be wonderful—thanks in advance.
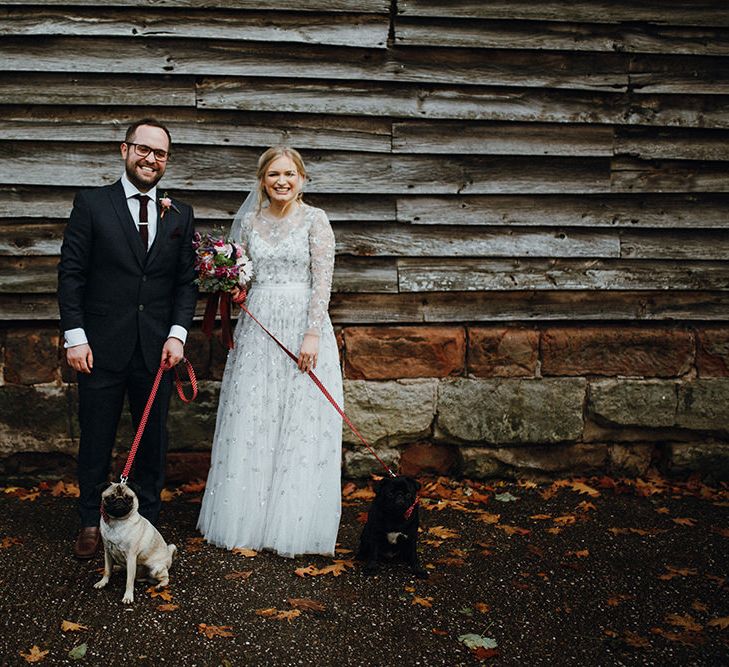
[2,324,729,483]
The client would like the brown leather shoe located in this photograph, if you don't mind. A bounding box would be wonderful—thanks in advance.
[73,527,101,559]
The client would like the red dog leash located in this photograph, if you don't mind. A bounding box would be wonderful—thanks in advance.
[237,301,397,479]
[119,358,198,484]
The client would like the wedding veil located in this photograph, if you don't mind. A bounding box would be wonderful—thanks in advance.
[229,185,261,244]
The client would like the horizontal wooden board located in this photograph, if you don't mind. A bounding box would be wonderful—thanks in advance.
[621,231,729,260]
[0,73,196,107]
[0,0,390,11]
[397,1,729,27]
[0,8,389,49]
[397,258,729,291]
[0,187,397,223]
[0,256,399,294]
[630,54,729,95]
[0,37,631,91]
[6,291,729,323]
[615,126,729,161]
[0,106,392,153]
[611,157,729,193]
[197,78,729,128]
[0,144,612,195]
[335,224,620,258]
[395,18,729,56]
[392,121,614,156]
[396,194,729,229]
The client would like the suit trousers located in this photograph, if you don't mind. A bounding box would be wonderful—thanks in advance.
[77,340,173,526]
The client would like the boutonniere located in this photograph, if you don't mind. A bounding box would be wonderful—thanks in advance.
[159,192,180,220]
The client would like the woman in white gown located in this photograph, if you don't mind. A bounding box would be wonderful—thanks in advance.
[197,146,343,557]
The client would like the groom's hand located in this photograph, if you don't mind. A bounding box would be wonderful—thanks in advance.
[66,344,93,374]
[161,337,184,370]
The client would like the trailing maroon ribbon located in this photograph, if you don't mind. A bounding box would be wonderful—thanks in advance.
[202,291,234,349]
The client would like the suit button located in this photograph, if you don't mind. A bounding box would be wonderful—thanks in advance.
[142,276,147,282]
[138,304,144,311]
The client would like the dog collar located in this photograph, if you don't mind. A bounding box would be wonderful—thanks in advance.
[404,496,419,520]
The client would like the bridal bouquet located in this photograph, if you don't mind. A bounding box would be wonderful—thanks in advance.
[193,232,253,349]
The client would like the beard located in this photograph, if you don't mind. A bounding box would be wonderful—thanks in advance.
[125,157,165,192]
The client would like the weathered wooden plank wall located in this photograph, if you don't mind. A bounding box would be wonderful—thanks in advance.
[1,1,728,481]
[0,1,727,323]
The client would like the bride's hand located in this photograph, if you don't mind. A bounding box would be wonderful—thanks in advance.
[231,286,247,305]
[297,333,319,373]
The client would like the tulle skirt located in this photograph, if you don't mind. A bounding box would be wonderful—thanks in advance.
[197,283,343,557]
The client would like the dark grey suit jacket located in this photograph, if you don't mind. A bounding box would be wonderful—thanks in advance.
[58,180,198,373]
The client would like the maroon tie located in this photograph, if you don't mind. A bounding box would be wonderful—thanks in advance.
[135,194,150,249]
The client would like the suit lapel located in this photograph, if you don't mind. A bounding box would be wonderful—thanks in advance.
[145,197,168,267]
[108,180,145,268]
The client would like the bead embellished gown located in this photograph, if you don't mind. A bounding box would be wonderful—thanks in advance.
[197,203,343,557]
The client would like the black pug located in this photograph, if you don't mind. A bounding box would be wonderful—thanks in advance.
[357,476,428,578]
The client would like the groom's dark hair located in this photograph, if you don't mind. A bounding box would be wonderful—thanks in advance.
[125,118,172,147]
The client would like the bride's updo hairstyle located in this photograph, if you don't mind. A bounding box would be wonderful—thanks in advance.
[256,145,307,214]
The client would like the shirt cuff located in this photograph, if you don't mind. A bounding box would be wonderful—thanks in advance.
[64,328,88,348]
[168,325,188,345]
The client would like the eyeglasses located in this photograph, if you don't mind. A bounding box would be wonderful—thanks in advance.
[126,142,170,162]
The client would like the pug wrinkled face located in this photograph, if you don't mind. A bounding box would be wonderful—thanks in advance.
[101,482,138,519]
[377,477,419,511]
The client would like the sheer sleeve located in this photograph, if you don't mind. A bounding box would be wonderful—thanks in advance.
[306,208,335,336]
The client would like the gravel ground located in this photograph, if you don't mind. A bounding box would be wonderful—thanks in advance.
[0,476,727,666]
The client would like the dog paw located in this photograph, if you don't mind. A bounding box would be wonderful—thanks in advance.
[93,577,109,589]
[122,592,134,604]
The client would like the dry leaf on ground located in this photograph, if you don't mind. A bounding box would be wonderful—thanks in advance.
[232,547,258,558]
[288,598,326,613]
[198,623,234,638]
[157,604,179,612]
[19,646,49,663]
[255,608,302,622]
[60,620,88,633]
[295,560,355,577]
[224,570,253,581]
[146,586,173,601]
[412,596,433,608]
[428,526,460,540]
[707,616,729,630]
[1,537,22,549]
[665,613,703,633]
[672,517,697,527]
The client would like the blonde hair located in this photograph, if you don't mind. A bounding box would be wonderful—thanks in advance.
[256,146,307,214]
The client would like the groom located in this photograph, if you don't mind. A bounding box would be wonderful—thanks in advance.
[58,119,197,559]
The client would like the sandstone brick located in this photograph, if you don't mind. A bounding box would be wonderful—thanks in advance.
[344,326,465,380]
[343,445,400,479]
[589,380,677,428]
[676,379,729,433]
[0,384,75,454]
[167,380,221,450]
[669,442,729,479]
[342,379,437,446]
[437,378,585,445]
[4,328,61,385]
[183,329,212,380]
[460,444,607,480]
[696,327,729,377]
[607,444,655,476]
[467,327,538,377]
[542,327,694,377]
[399,442,457,477]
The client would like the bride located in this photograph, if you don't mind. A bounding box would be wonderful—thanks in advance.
[197,146,343,557]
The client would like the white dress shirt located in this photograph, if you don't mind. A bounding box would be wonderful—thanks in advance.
[64,174,187,348]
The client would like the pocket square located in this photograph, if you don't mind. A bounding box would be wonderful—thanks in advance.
[169,228,182,240]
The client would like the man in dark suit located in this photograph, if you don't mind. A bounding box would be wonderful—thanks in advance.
[58,119,197,559]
